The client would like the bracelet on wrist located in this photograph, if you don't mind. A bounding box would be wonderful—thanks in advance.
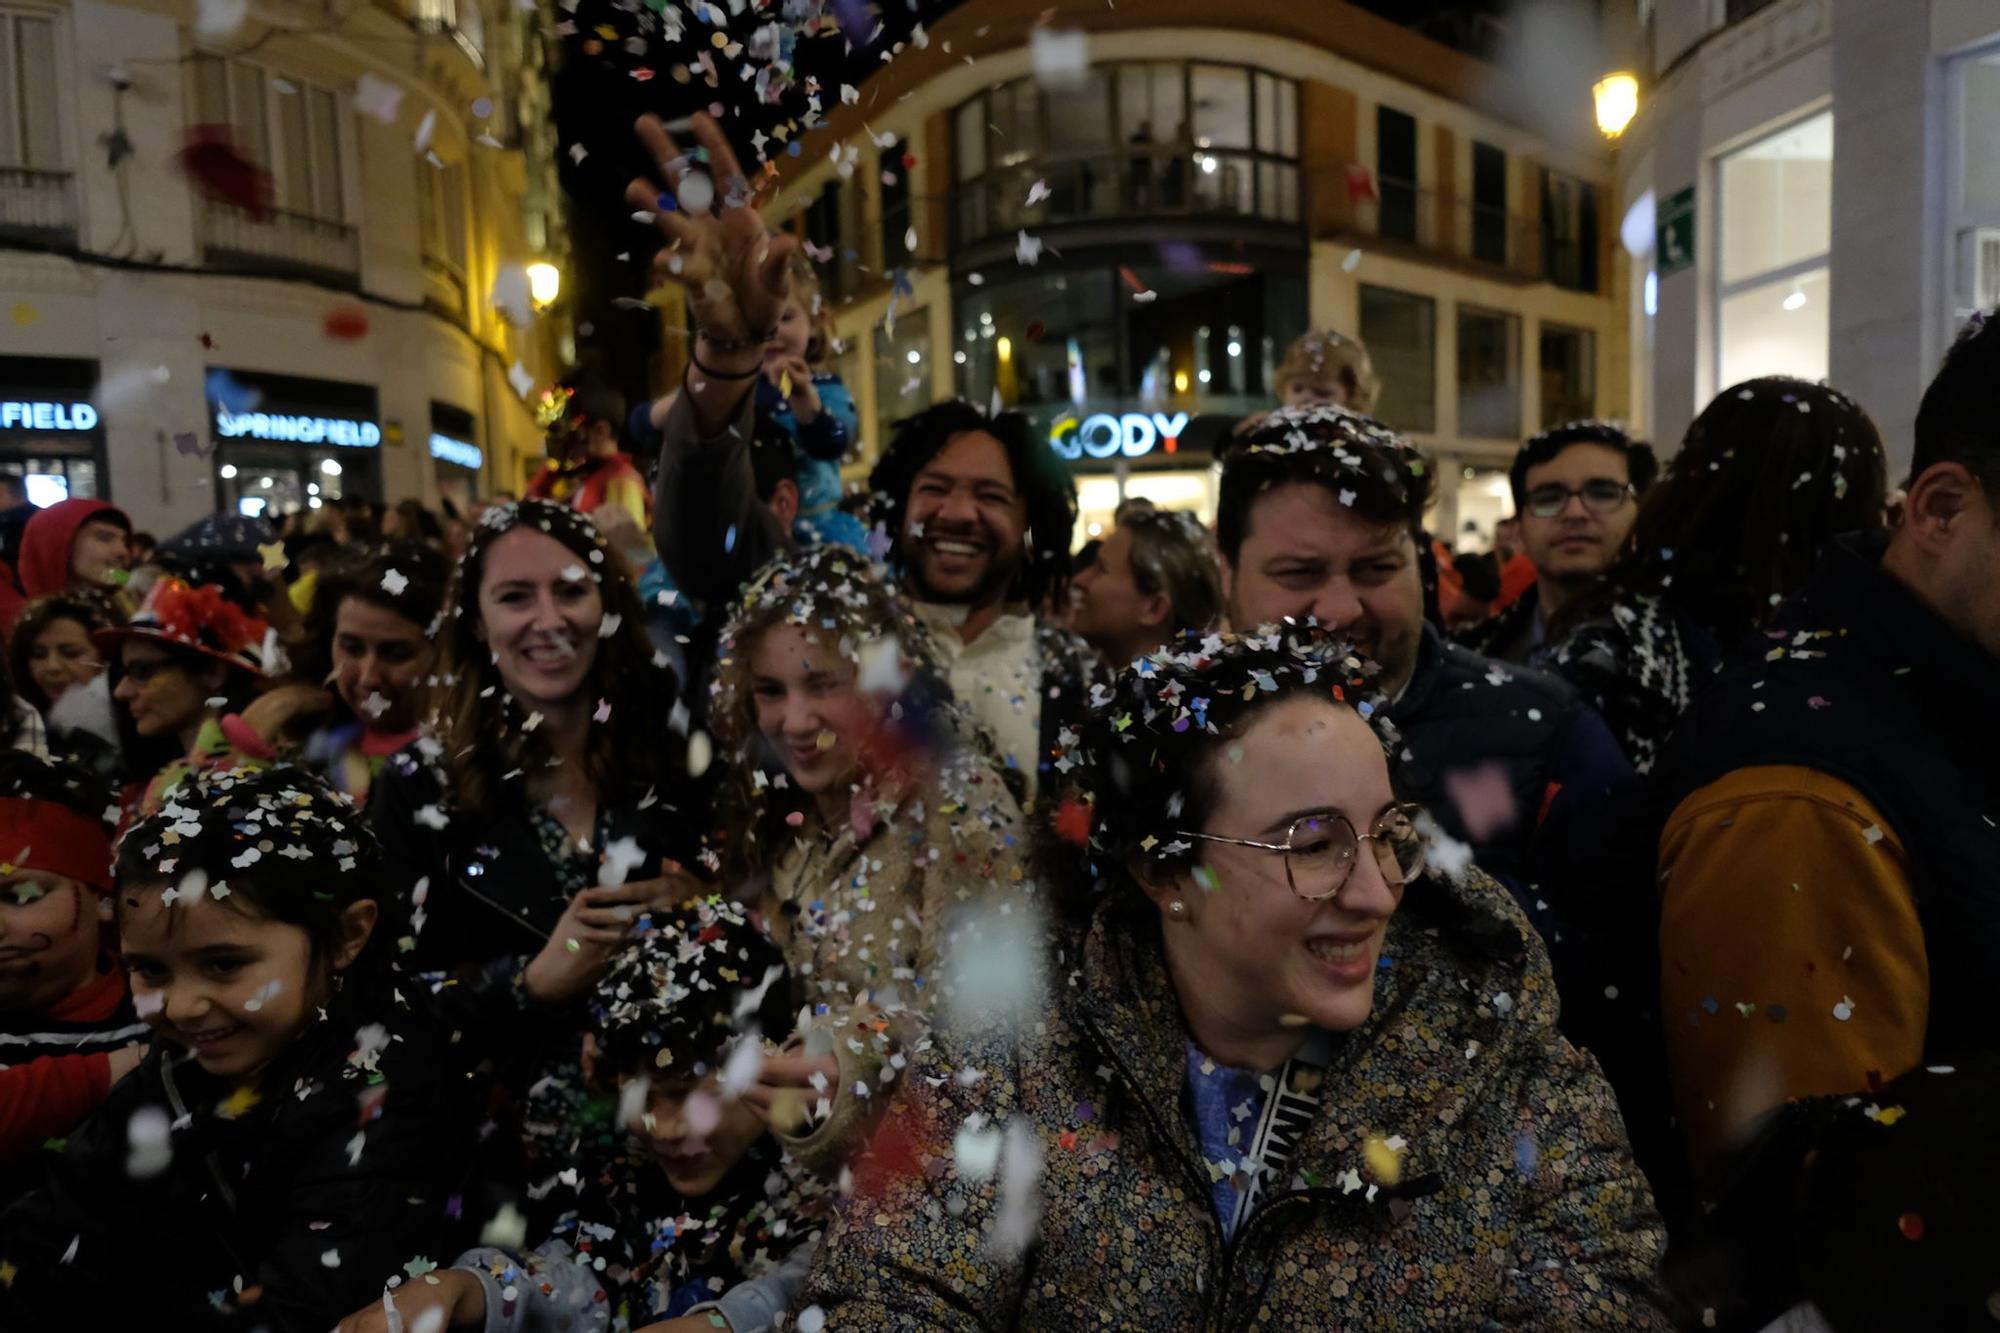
[688,349,763,383]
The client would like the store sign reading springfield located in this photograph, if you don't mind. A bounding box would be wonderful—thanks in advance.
[1,401,98,431]
[214,408,381,448]
[1049,411,1190,461]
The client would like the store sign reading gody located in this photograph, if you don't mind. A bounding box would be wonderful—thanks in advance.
[1049,411,1190,461]
[214,408,381,448]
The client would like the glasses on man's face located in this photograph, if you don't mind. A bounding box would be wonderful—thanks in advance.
[1176,802,1428,902]
[1523,479,1633,519]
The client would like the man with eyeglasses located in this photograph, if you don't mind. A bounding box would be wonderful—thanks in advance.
[1466,422,1657,666]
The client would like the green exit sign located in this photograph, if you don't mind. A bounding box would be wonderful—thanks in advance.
[1657,186,1695,277]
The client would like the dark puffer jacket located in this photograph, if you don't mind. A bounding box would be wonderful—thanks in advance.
[0,981,472,1331]
[795,868,1674,1330]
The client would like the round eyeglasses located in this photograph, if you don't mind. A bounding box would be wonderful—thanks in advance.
[1522,479,1634,519]
[1174,802,1428,901]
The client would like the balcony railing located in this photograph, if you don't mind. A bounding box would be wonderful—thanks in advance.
[955,146,1303,250]
[1317,185,1597,293]
[199,198,360,286]
[0,167,78,247]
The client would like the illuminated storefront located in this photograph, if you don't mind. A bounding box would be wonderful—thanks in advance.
[0,358,106,502]
[429,401,483,511]
[208,369,382,519]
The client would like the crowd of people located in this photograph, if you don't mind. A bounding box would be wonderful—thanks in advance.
[0,110,1996,1333]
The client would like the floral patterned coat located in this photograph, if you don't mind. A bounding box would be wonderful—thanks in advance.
[795,865,1675,1331]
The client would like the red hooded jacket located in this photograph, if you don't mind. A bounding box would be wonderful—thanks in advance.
[0,498,130,636]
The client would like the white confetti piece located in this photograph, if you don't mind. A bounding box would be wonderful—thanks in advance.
[1833,996,1854,1021]
[354,74,405,125]
[125,1105,172,1179]
[676,171,715,214]
[1029,26,1088,89]
[491,266,534,329]
[413,109,437,154]
[508,361,535,399]
[380,567,409,596]
[1015,230,1044,266]
[195,0,247,40]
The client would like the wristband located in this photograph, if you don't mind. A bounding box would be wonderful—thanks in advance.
[688,348,763,383]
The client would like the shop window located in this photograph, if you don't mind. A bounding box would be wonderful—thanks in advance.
[1951,50,2000,320]
[1716,111,1831,385]
[1359,284,1436,434]
[1539,323,1596,428]
[872,311,931,447]
[1377,107,1418,243]
[1457,305,1521,440]
[1540,168,1598,293]
[1472,142,1507,265]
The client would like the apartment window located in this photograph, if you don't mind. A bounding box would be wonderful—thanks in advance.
[1724,0,1779,22]
[416,159,467,315]
[873,310,931,446]
[0,11,60,171]
[1472,142,1507,266]
[1539,323,1596,427]
[1716,111,1831,388]
[1458,305,1522,439]
[804,179,847,301]
[1377,107,1418,243]
[1358,284,1436,434]
[1540,168,1598,293]
[880,137,911,265]
[1950,47,2000,323]
[414,0,484,65]
[194,56,346,222]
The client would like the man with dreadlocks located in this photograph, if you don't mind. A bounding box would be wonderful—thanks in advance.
[622,110,1102,801]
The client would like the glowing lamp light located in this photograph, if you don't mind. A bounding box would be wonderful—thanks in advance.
[525,261,563,309]
[1593,73,1639,139]
[997,335,1013,362]
[1173,369,1190,394]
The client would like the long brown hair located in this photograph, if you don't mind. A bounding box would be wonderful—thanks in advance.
[710,546,973,882]
[430,500,681,821]
[9,588,123,715]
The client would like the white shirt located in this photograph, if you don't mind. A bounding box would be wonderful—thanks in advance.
[915,601,1042,798]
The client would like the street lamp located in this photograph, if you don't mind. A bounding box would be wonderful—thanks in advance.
[525,261,562,310]
[1593,73,1639,139]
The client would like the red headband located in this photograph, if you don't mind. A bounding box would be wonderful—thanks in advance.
[0,798,114,894]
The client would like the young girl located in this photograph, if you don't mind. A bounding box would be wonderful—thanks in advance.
[0,765,473,1331]
[221,542,448,804]
[367,501,704,1232]
[334,898,832,1333]
[756,254,867,553]
[707,545,1032,1172]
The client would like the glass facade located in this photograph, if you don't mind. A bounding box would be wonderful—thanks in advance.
[1358,285,1437,435]
[1716,111,1832,387]
[1457,305,1522,440]
[952,62,1301,246]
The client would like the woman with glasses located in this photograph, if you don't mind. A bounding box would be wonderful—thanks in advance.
[1543,381,1888,772]
[794,625,1673,1328]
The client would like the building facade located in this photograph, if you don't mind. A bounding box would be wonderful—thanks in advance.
[0,0,569,536]
[756,0,1627,548]
[1613,0,1998,476]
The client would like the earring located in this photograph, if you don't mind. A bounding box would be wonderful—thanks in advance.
[1168,900,1187,917]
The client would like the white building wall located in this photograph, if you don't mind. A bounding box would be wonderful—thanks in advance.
[0,0,565,536]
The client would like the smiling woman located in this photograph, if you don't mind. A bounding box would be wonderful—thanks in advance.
[795,625,1674,1328]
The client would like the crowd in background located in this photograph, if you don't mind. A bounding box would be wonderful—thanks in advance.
[0,108,1996,1333]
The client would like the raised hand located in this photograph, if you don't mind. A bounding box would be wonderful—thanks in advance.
[625,111,799,350]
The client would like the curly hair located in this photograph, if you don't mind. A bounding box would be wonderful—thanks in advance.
[710,545,977,882]
[1275,329,1382,413]
[866,400,1080,611]
[1556,377,1887,646]
[1036,623,1390,919]
[9,588,123,715]
[430,500,682,822]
